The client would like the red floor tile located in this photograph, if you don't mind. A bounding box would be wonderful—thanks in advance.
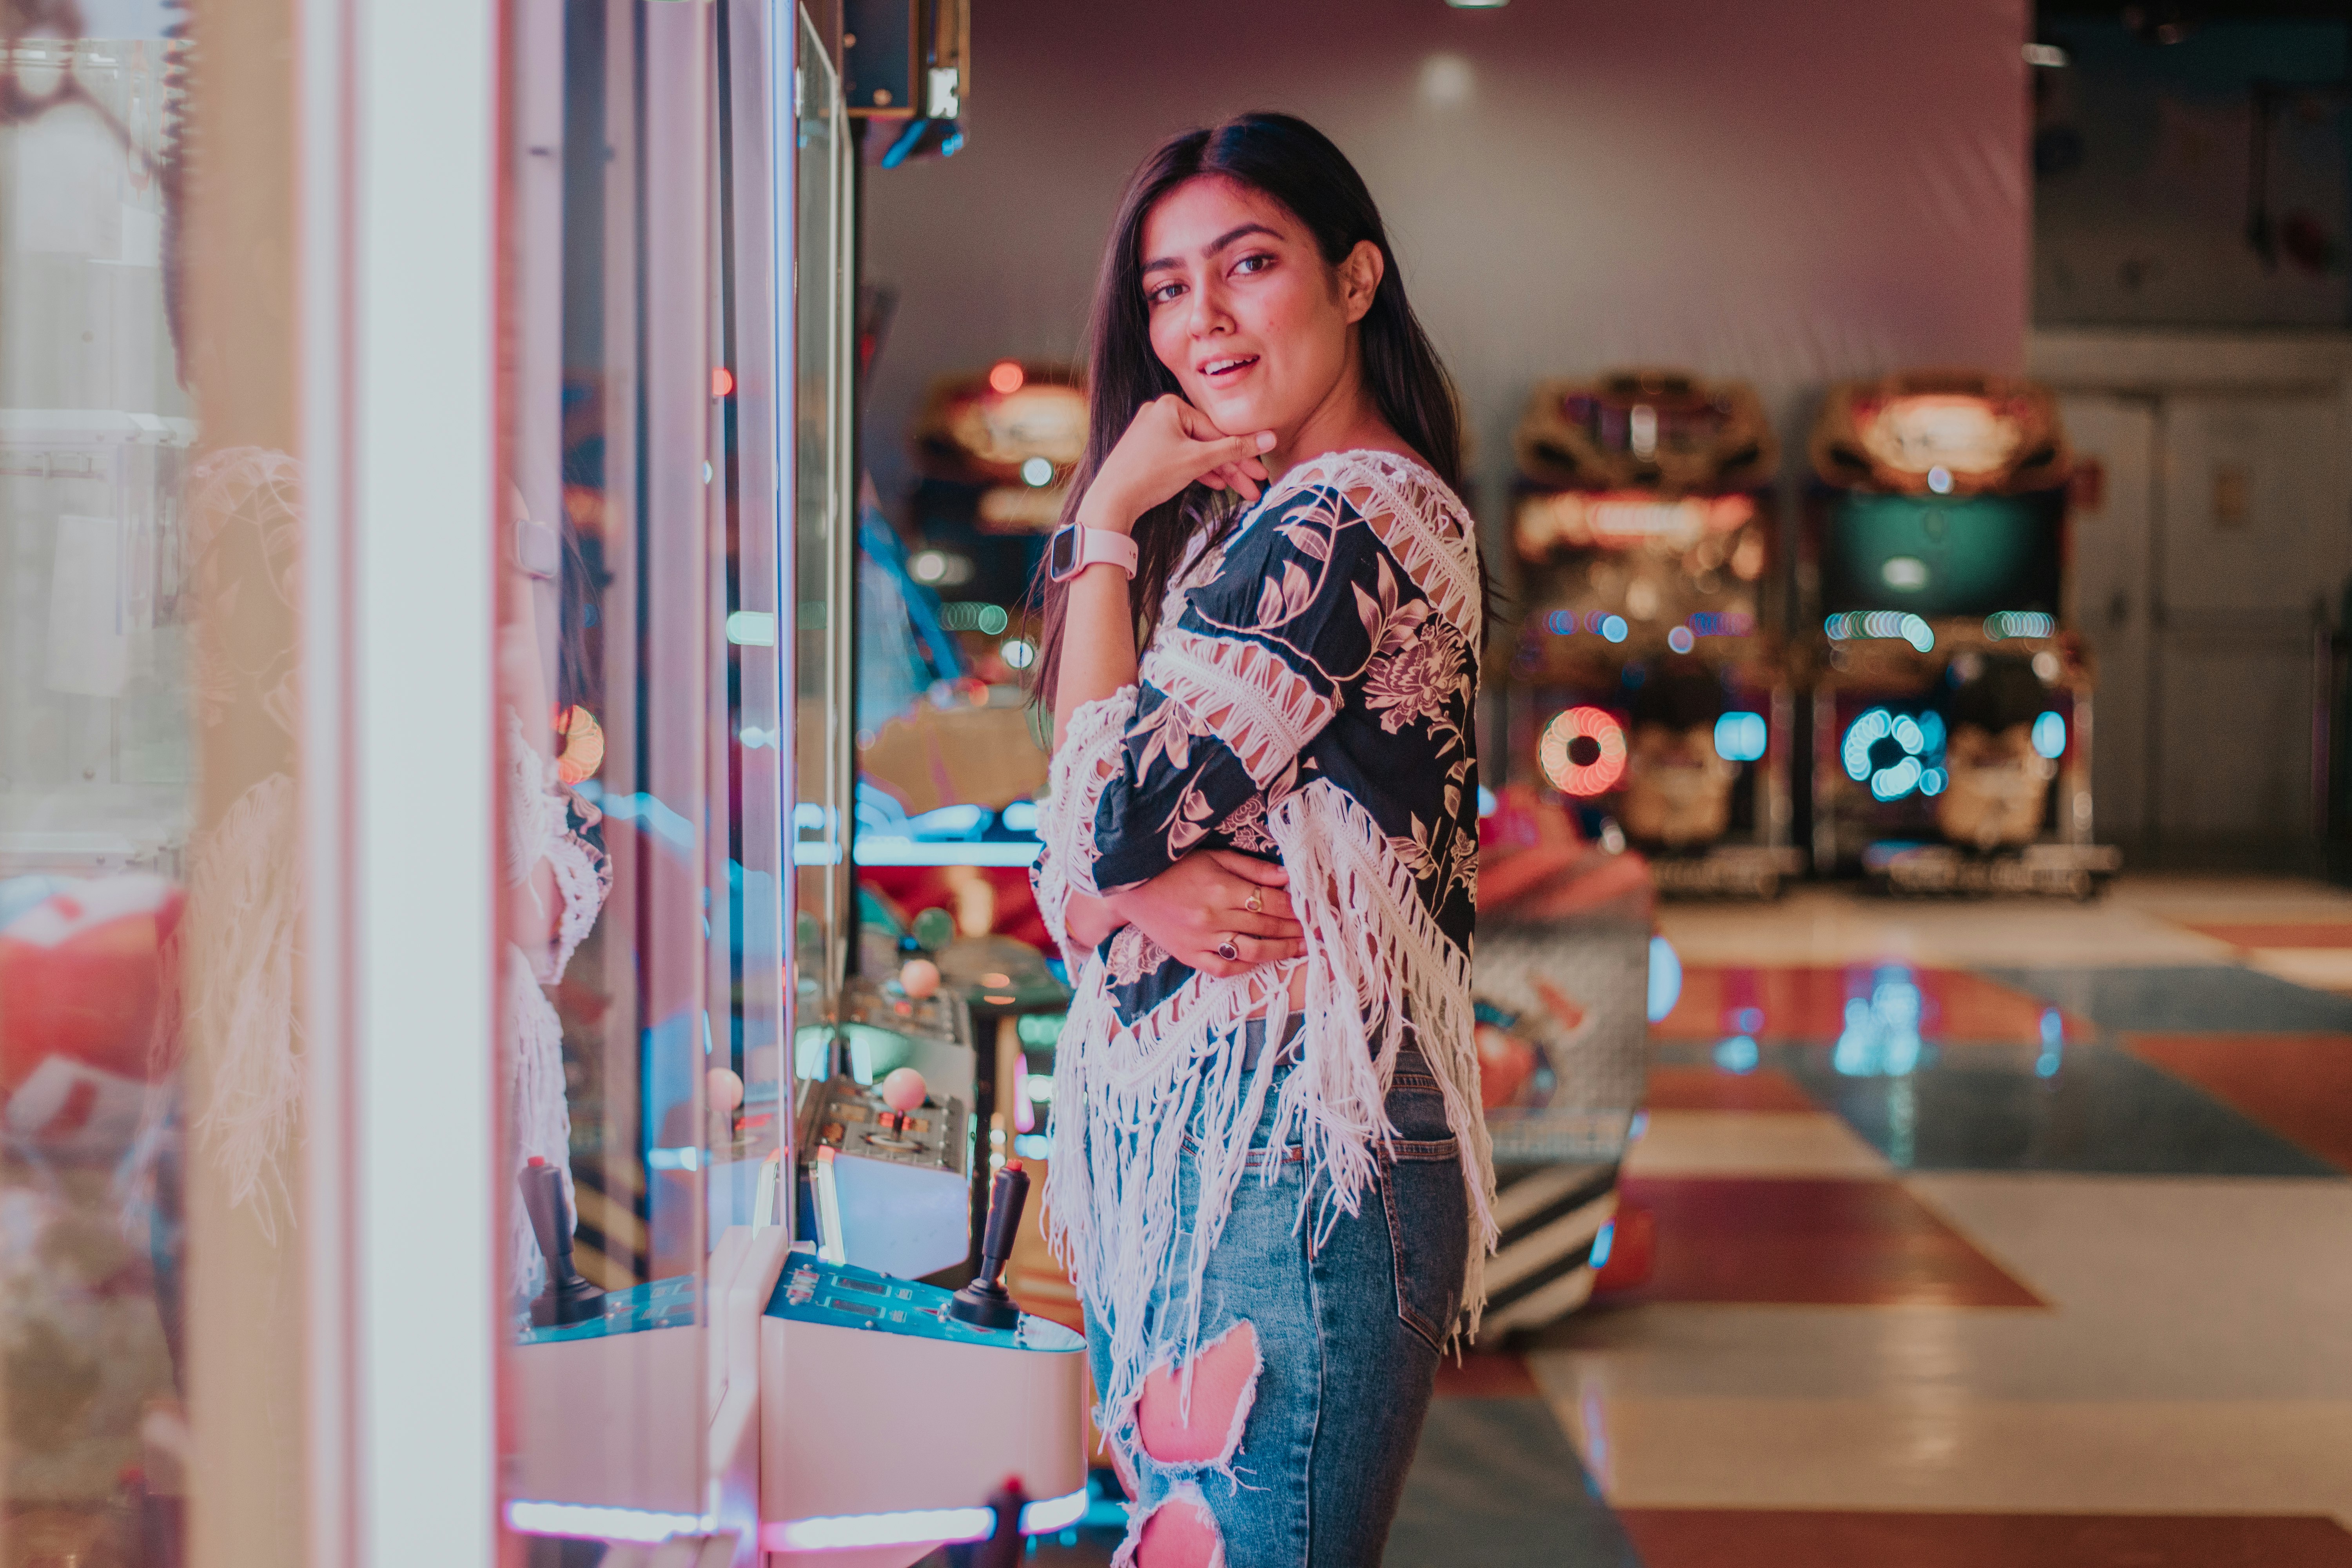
[1431,1351,1540,1399]
[1643,1064,1819,1112]
[1618,1508,2352,1568]
[1655,965,2090,1045]
[2176,921,2352,949]
[2123,1033,2352,1174]
[1613,1176,2043,1308]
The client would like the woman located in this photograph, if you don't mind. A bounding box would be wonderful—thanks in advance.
[1029,113,1495,1567]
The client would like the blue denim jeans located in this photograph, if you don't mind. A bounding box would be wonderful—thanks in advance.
[1086,1042,1470,1567]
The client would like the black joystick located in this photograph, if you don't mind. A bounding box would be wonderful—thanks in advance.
[948,1160,1029,1331]
[520,1157,606,1327]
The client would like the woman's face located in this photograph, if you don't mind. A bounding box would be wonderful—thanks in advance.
[1138,175,1381,442]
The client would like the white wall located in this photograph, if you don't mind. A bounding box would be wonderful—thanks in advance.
[862,0,2031,531]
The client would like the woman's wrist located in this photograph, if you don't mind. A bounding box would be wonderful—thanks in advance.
[1074,481,1141,536]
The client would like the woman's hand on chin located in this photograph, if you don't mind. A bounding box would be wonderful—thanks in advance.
[1107,849,1303,978]
[1083,395,1277,530]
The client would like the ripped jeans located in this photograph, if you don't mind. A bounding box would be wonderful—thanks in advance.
[1085,1041,1470,1568]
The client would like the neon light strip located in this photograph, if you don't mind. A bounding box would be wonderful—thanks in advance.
[506,1501,714,1543]
[1020,1488,1092,1534]
[761,1488,1093,1552]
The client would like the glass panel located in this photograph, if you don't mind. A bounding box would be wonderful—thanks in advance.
[499,0,736,1531]
[792,9,846,1027]
[712,0,791,1243]
[0,7,305,1565]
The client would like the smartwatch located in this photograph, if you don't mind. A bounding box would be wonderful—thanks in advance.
[1047,524,1139,583]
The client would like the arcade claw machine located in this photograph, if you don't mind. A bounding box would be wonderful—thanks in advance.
[0,0,1077,1562]
[1502,370,1804,897]
[499,2,1083,1563]
[1804,372,2122,896]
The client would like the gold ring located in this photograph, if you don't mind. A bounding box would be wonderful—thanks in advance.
[1245,889,1263,915]
[1216,940,1240,962]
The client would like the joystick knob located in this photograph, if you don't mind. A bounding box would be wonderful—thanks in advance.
[880,1066,928,1114]
[898,958,941,999]
[948,1160,1029,1331]
[520,1158,605,1327]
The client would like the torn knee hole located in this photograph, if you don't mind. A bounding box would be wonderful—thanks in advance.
[1135,1321,1259,1467]
[1131,1494,1223,1568]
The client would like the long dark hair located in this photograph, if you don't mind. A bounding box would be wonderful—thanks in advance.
[1029,112,1483,711]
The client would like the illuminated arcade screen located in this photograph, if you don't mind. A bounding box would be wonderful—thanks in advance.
[1819,490,2062,619]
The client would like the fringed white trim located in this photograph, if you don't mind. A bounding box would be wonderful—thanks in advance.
[1031,685,1137,959]
[508,943,575,1303]
[1143,628,1333,790]
[183,770,302,1239]
[1268,781,1497,1339]
[543,822,610,985]
[1046,779,1496,1439]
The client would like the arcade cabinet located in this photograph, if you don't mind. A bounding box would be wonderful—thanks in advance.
[1804,371,2121,895]
[1503,370,1804,897]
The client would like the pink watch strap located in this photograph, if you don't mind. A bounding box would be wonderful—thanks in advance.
[1053,525,1139,581]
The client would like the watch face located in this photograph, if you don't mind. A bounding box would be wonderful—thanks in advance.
[1049,525,1080,581]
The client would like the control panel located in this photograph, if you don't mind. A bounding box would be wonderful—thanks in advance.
[767,1253,1076,1352]
[800,1073,969,1173]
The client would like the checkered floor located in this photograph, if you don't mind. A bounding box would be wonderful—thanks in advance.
[1029,875,2352,1566]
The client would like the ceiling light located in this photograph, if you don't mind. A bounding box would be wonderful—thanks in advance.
[2022,42,2068,67]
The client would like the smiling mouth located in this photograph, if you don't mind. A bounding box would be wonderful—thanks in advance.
[1199,355,1259,380]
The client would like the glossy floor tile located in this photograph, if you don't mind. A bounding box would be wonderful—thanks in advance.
[2124,1033,2352,1173]
[1546,1178,2352,1403]
[1782,1039,2345,1176]
[2247,947,2352,991]
[1658,883,2236,969]
[1643,1063,1819,1112]
[1610,1176,2042,1308]
[1551,1391,2352,1517]
[1656,964,2092,1045]
[1624,1110,1890,1178]
[1987,964,2352,1033]
[1534,1174,2352,1521]
[1389,1397,1644,1568]
[2119,876,2352,923]
[1617,1508,2352,1568]
[1432,1350,1544,1399]
[2176,920,2352,949]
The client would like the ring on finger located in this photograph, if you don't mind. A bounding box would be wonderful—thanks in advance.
[1216,939,1240,962]
[1244,888,1264,915]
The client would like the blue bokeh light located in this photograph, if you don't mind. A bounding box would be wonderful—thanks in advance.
[2032,710,2067,759]
[1647,935,1683,1023]
[1714,711,1768,762]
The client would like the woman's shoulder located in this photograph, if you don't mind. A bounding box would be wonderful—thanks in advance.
[1238,448,1480,637]
[1262,448,1475,539]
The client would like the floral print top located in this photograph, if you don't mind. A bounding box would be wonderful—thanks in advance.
[1044,448,1483,1029]
[1033,449,1499,1427]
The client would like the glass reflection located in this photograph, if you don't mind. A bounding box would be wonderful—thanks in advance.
[1,5,305,1563]
[1831,965,1927,1078]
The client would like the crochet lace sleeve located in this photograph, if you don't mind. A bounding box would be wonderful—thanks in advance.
[1031,684,1136,961]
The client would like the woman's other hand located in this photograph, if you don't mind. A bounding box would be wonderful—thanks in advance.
[1081,395,1276,530]
[1063,891,1123,953]
[1107,849,1301,978]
